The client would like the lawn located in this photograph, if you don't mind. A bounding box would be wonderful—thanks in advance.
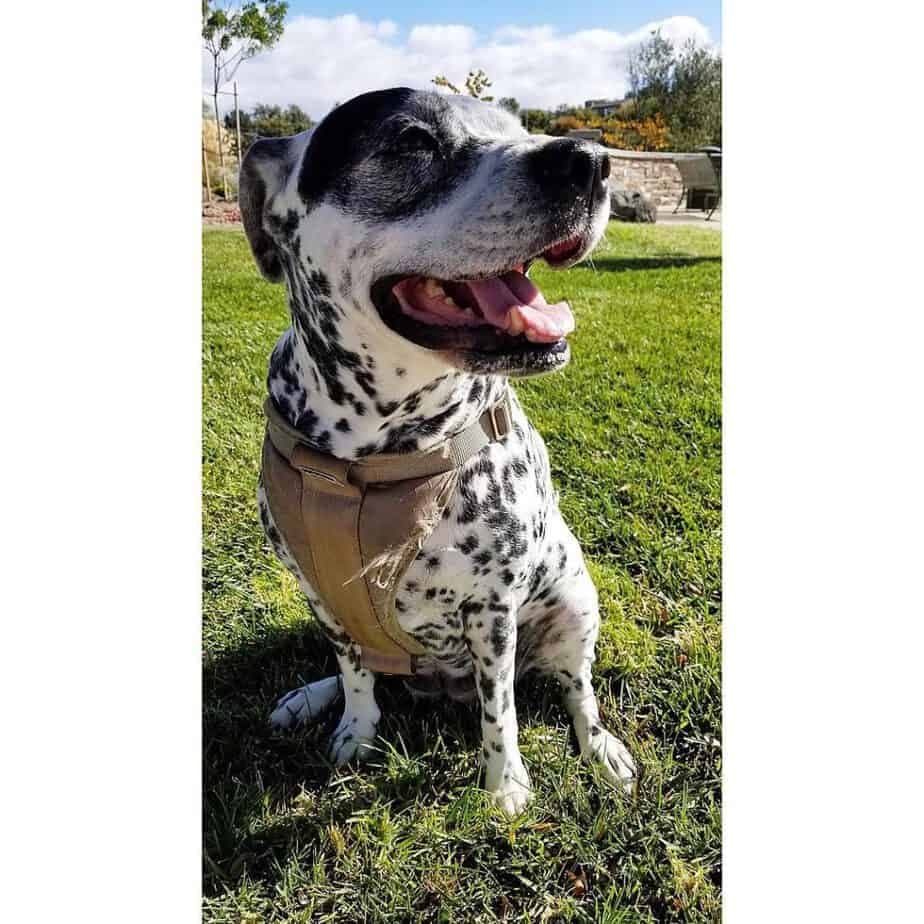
[203,221,722,923]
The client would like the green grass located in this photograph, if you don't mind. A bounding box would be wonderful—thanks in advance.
[203,222,721,923]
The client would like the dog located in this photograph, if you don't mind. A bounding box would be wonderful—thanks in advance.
[240,87,636,815]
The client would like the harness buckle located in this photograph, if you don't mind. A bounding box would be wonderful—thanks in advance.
[488,400,511,440]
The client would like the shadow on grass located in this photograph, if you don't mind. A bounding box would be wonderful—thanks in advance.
[202,619,578,890]
[588,255,721,273]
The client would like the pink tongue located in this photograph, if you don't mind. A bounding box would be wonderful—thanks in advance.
[391,271,575,343]
[465,272,574,343]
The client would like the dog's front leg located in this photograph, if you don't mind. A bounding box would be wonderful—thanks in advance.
[464,599,532,816]
[323,639,381,765]
[268,597,382,764]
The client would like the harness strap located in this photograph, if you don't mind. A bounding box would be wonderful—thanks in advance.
[264,393,512,486]
[262,390,513,675]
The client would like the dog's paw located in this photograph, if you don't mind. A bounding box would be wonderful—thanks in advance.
[327,711,379,766]
[488,775,533,817]
[486,761,533,817]
[582,727,637,794]
[269,676,341,730]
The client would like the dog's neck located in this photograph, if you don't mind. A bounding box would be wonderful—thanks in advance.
[267,262,507,460]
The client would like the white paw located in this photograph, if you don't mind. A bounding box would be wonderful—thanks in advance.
[489,776,533,817]
[327,711,379,766]
[583,727,637,794]
[486,762,533,817]
[269,676,340,730]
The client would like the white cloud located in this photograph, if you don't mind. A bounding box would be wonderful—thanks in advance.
[408,24,477,53]
[203,14,712,119]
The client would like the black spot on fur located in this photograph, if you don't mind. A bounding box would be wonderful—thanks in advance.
[376,400,400,417]
[459,534,480,555]
[489,616,512,657]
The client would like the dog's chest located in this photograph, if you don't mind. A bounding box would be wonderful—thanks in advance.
[393,402,556,669]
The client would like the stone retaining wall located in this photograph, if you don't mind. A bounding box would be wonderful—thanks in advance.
[607,149,684,209]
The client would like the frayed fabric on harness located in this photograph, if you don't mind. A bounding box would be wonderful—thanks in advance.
[343,491,450,589]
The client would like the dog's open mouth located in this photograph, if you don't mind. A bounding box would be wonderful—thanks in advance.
[394,267,574,343]
[370,234,585,363]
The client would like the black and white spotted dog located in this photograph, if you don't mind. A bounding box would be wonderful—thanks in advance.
[241,87,636,815]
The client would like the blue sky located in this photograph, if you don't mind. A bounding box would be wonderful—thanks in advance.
[212,4,720,118]
[285,1,721,44]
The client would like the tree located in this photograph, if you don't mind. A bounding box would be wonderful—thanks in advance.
[521,108,550,134]
[627,29,675,118]
[497,97,520,116]
[626,29,722,150]
[202,1,288,196]
[432,69,494,101]
[669,39,722,149]
[225,102,314,155]
[548,114,583,136]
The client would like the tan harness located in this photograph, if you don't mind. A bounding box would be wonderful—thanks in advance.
[261,391,513,675]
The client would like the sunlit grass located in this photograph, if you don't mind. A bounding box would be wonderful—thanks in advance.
[203,220,721,923]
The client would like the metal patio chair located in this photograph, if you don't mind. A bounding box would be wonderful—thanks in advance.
[673,153,721,220]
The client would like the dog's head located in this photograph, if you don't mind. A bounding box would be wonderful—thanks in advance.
[240,87,611,377]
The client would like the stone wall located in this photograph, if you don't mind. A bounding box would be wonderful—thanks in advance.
[607,149,683,210]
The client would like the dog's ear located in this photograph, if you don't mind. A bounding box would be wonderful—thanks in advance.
[239,136,298,283]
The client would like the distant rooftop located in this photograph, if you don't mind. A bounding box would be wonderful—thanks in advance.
[584,98,624,118]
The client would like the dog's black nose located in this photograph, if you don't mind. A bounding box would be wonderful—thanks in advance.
[529,139,607,200]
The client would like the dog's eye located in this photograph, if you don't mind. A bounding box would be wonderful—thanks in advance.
[384,126,440,157]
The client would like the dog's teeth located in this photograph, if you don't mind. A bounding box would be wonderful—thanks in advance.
[444,296,456,306]
[423,278,445,297]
